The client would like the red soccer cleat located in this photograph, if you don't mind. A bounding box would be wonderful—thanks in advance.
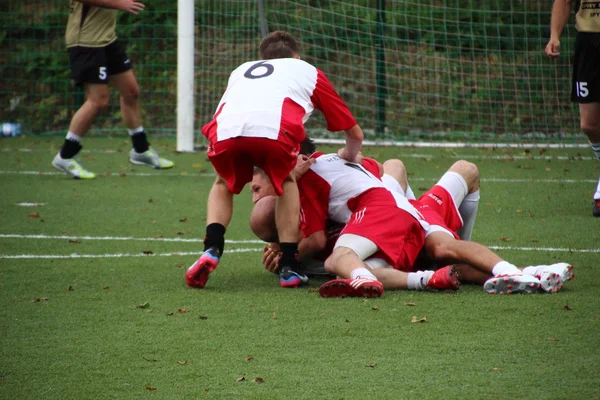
[425,265,461,291]
[319,278,383,298]
[185,248,220,288]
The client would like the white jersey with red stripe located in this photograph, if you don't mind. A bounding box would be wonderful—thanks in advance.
[202,58,356,148]
[298,153,428,236]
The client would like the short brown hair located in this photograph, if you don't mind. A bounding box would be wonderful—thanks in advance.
[259,31,299,59]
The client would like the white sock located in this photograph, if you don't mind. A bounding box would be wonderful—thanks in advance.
[350,267,376,280]
[492,261,521,276]
[128,126,144,136]
[66,131,82,143]
[591,143,600,199]
[406,271,434,290]
[457,190,479,241]
[405,183,416,200]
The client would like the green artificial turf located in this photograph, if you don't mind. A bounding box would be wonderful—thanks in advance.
[0,137,599,399]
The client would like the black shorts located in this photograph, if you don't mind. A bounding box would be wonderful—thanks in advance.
[67,39,133,85]
[571,32,600,103]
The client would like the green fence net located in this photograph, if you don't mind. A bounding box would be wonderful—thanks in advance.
[0,0,583,143]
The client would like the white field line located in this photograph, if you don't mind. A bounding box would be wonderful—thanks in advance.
[0,234,598,259]
[0,170,595,183]
[0,248,263,259]
[1,146,595,160]
[0,234,263,244]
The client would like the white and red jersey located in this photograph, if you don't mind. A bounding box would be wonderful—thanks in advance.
[298,153,429,237]
[201,58,356,149]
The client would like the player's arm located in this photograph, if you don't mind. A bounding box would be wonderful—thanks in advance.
[74,0,145,15]
[545,0,572,57]
[310,69,363,163]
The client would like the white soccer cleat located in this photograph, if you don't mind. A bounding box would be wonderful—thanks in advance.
[129,148,174,169]
[52,153,96,179]
[534,263,574,293]
[483,274,541,295]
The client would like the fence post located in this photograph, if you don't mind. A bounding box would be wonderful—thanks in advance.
[375,0,387,136]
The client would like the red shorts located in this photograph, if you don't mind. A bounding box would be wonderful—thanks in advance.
[341,188,425,272]
[207,137,299,195]
[411,185,463,237]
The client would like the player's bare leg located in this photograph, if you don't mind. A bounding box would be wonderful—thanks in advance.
[52,83,109,179]
[382,159,415,199]
[186,175,232,288]
[320,246,383,297]
[579,103,600,216]
[111,70,173,169]
[276,175,308,287]
[446,160,480,240]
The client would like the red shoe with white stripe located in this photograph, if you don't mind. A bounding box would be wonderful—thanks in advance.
[319,277,383,298]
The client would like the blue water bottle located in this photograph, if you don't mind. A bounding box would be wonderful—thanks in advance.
[2,123,22,137]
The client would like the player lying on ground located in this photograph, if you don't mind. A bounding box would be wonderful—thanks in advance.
[185,31,364,290]
[250,141,575,297]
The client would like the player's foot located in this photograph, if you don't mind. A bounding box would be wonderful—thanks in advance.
[52,153,96,179]
[534,263,574,293]
[279,265,309,288]
[129,148,174,169]
[483,274,541,295]
[593,200,600,217]
[425,265,461,291]
[319,278,383,298]
[186,247,220,288]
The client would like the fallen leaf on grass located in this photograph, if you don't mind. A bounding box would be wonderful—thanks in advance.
[500,237,511,242]
[307,288,319,293]
[562,305,572,311]
[245,356,254,362]
[492,368,501,371]
[371,306,379,311]
[103,286,110,290]
[547,337,559,342]
[418,187,428,191]
[119,173,126,178]
[411,316,427,323]
[68,239,80,244]
[166,312,174,316]
[252,377,264,384]
[272,312,277,319]
[136,302,150,309]
[175,263,185,268]
[366,363,376,368]
[142,250,153,255]
[404,302,416,307]
[143,357,157,362]
[178,308,189,313]
[177,361,188,365]
[154,234,164,239]
[32,297,49,303]
[28,212,40,218]
[198,315,208,320]
[179,217,188,222]
[236,377,246,383]
[67,285,74,291]
[345,319,351,323]
[148,198,154,203]
[145,386,157,391]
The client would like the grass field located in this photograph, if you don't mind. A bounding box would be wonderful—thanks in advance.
[1,136,599,399]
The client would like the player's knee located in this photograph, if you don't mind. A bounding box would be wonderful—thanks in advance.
[581,120,600,141]
[383,159,407,177]
[426,240,455,261]
[88,94,110,111]
[451,160,479,191]
[121,83,140,103]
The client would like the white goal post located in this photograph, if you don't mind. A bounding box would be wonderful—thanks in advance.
[176,0,195,152]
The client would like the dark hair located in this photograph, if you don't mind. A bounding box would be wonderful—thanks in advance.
[299,137,317,156]
[259,31,299,59]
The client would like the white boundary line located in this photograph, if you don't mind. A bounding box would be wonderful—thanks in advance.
[0,234,598,258]
[0,170,595,183]
[0,248,263,259]
[313,139,590,149]
[0,234,263,244]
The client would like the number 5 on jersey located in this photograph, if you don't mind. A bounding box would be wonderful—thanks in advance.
[99,67,107,81]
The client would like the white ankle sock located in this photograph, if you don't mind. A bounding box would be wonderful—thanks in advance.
[128,126,144,136]
[406,271,434,290]
[350,267,376,280]
[591,143,600,199]
[492,261,521,276]
[66,131,82,143]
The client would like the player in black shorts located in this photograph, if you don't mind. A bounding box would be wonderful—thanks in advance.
[545,0,600,216]
[52,0,174,179]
